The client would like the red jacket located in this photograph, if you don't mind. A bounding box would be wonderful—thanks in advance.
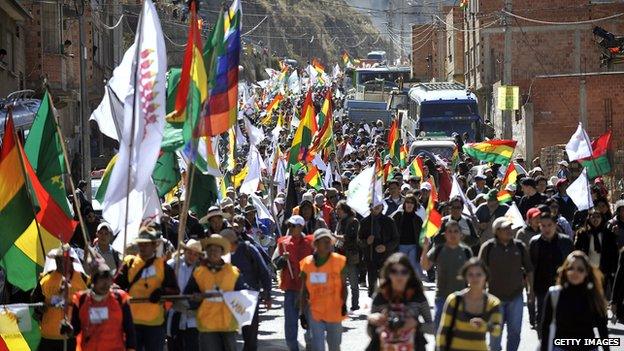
[277,234,314,291]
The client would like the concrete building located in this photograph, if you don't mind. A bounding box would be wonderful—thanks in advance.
[0,0,32,98]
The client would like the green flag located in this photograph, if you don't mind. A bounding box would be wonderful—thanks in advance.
[153,151,181,197]
[188,164,218,217]
[24,90,73,216]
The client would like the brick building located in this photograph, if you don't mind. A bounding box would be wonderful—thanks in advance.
[462,0,624,134]
[0,0,31,98]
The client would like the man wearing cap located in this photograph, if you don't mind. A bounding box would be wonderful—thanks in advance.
[244,204,275,254]
[186,234,245,351]
[199,206,231,237]
[475,189,509,245]
[358,203,399,296]
[221,228,272,351]
[70,262,136,351]
[115,226,179,351]
[516,208,541,248]
[274,196,286,230]
[32,245,88,350]
[608,200,624,249]
[466,174,490,201]
[300,229,347,351]
[273,215,314,351]
[479,217,533,351]
[435,196,480,251]
[419,182,433,209]
[166,239,203,351]
[552,178,576,223]
[557,160,570,180]
[519,178,548,217]
[93,222,122,274]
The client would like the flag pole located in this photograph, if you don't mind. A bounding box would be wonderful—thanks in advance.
[47,93,92,259]
[122,7,145,258]
[175,157,197,275]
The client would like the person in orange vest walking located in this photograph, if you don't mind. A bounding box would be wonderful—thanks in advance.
[300,228,347,351]
[70,262,136,351]
[31,244,87,351]
[114,226,179,351]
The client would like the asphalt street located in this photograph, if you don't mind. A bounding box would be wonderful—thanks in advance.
[232,281,624,351]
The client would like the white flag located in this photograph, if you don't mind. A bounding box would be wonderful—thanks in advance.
[346,166,375,217]
[103,0,166,239]
[568,168,594,211]
[566,123,593,161]
[343,142,355,157]
[244,115,265,145]
[312,154,327,171]
[288,70,300,94]
[505,202,526,229]
[222,290,259,328]
[274,158,287,192]
[249,194,274,224]
[450,176,476,217]
[240,145,263,195]
[323,162,333,189]
[332,64,341,79]
[90,44,135,140]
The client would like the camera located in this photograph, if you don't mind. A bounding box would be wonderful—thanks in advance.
[386,311,405,331]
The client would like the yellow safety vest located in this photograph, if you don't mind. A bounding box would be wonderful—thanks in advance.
[40,271,87,339]
[125,255,166,326]
[194,264,240,332]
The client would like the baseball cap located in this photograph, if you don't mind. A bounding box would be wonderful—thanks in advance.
[475,174,486,181]
[420,182,432,191]
[313,228,335,243]
[492,217,513,231]
[97,222,113,233]
[526,207,541,220]
[287,215,305,227]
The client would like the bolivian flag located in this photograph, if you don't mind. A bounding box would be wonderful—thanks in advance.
[462,140,516,166]
[260,93,283,125]
[289,90,317,165]
[387,119,400,165]
[0,114,76,291]
[408,156,425,179]
[304,165,322,190]
[420,179,442,244]
[497,162,518,204]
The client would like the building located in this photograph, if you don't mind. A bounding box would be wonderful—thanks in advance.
[0,0,32,98]
[462,0,624,141]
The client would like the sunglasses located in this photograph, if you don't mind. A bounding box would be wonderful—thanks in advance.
[389,268,409,276]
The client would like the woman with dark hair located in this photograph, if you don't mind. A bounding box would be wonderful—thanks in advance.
[436,258,502,351]
[367,252,433,351]
[540,251,609,351]
[574,208,618,297]
[334,200,361,311]
[392,194,425,277]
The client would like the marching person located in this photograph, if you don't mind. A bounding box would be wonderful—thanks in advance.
[273,215,314,351]
[186,234,246,351]
[334,200,361,311]
[166,239,203,351]
[221,228,272,351]
[92,222,122,274]
[540,251,610,351]
[32,244,87,351]
[436,258,502,351]
[115,226,179,351]
[359,203,399,296]
[70,262,136,351]
[300,229,347,351]
[367,252,433,351]
[391,193,424,277]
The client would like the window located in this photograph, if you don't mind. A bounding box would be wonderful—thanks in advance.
[4,30,13,71]
[42,3,62,53]
[448,37,453,62]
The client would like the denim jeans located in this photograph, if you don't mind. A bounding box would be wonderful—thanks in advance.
[284,290,311,351]
[307,311,342,351]
[490,293,523,351]
[345,264,359,308]
[434,296,446,331]
[398,244,425,279]
[135,324,165,351]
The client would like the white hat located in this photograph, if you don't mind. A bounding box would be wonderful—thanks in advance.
[557,160,569,167]
[420,182,432,191]
[492,217,513,231]
[274,197,285,205]
[287,215,305,227]
[97,222,113,233]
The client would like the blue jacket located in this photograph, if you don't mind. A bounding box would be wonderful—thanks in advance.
[230,241,272,299]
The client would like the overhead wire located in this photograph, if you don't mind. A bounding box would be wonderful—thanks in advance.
[502,9,624,25]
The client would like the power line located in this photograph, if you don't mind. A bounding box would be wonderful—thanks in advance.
[502,9,624,25]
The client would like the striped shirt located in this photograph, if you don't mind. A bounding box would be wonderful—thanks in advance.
[436,292,502,351]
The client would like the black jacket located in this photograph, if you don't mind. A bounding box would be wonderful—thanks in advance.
[574,226,619,276]
[612,250,624,321]
[336,215,360,264]
[552,194,577,223]
[358,214,399,265]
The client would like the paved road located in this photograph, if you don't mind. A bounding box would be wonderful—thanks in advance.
[236,281,624,351]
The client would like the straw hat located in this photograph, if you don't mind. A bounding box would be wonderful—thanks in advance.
[179,239,204,255]
[201,234,230,253]
[134,226,163,243]
[199,206,231,224]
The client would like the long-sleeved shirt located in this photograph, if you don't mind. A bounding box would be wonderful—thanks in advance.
[167,256,197,329]
[436,292,502,351]
[358,214,399,265]
[230,241,272,299]
[540,285,609,351]
[529,234,573,295]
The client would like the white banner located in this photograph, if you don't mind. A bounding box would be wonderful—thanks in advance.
[223,290,259,329]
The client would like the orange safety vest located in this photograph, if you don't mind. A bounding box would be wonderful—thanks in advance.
[124,255,166,326]
[300,252,346,323]
[194,264,240,332]
[40,271,87,339]
[73,290,129,351]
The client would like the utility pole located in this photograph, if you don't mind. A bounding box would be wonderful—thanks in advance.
[502,0,513,139]
[400,0,405,63]
[77,0,91,196]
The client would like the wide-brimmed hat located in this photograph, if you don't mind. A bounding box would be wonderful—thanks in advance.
[47,243,72,258]
[244,204,256,213]
[199,206,231,224]
[134,226,163,243]
[202,234,230,253]
[179,239,204,254]
[220,197,235,209]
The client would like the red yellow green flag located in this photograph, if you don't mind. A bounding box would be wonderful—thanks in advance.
[408,156,425,179]
[261,93,284,125]
[308,89,333,156]
[451,145,459,169]
[387,119,400,166]
[497,162,518,204]
[420,179,442,244]
[289,90,317,165]
[304,165,322,190]
[399,144,408,168]
[462,140,516,166]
